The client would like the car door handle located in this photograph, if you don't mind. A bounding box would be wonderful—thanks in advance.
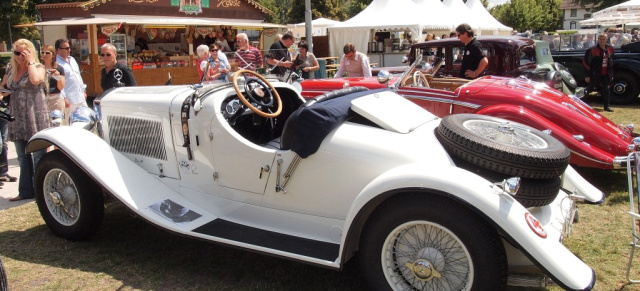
[259,165,270,179]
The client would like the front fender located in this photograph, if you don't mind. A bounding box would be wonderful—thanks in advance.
[27,126,217,234]
[343,163,594,291]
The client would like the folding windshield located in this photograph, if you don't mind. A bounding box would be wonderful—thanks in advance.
[533,40,555,65]
[519,45,536,66]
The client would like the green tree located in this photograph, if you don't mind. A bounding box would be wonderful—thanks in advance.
[257,0,293,24]
[0,0,48,46]
[491,0,562,32]
[287,0,347,23]
[346,0,372,18]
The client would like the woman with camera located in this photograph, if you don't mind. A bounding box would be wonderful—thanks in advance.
[41,44,66,113]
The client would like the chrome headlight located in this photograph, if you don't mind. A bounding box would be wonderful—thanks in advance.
[572,87,586,99]
[377,70,391,84]
[553,63,577,89]
[69,106,98,131]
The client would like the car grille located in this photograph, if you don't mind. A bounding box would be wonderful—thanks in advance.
[107,116,168,161]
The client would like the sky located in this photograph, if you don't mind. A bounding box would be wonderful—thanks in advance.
[488,0,509,8]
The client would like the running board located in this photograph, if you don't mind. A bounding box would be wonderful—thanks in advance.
[193,219,340,261]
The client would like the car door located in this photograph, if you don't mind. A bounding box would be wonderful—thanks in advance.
[210,127,276,196]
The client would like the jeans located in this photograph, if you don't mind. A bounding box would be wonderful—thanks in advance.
[14,139,45,199]
[0,118,8,176]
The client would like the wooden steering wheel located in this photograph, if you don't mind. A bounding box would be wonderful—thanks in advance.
[413,71,430,88]
[232,69,282,118]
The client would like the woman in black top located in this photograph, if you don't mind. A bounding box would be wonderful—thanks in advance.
[41,44,66,113]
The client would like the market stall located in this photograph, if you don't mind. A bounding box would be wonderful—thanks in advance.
[36,0,285,97]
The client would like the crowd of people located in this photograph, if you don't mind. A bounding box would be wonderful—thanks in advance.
[0,38,140,202]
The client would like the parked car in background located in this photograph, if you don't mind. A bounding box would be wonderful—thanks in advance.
[542,33,640,104]
[301,53,635,170]
[400,36,581,96]
[27,71,602,290]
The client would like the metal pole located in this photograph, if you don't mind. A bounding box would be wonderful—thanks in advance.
[305,0,312,53]
[6,16,12,50]
[304,0,314,79]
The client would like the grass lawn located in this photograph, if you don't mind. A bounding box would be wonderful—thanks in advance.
[1,96,640,290]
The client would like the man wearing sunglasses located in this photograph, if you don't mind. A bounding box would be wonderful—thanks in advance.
[455,23,488,79]
[55,38,87,124]
[100,43,136,91]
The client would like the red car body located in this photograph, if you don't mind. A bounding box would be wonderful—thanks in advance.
[300,74,633,169]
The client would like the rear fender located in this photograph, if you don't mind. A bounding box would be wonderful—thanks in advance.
[476,104,619,170]
[613,59,640,76]
[343,164,594,291]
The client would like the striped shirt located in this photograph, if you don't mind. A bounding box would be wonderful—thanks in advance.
[234,46,263,71]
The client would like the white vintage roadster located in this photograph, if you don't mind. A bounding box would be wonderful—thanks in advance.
[26,70,603,290]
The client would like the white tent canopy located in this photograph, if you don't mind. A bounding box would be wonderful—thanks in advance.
[412,0,460,32]
[328,0,427,57]
[581,0,640,26]
[442,0,478,29]
[465,0,512,34]
[288,17,340,37]
[328,0,512,57]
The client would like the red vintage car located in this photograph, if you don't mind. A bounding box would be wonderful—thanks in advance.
[300,58,634,170]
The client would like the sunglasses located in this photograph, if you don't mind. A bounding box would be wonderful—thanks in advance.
[41,51,53,55]
[100,53,112,57]
[210,49,218,52]
[58,47,71,50]
[13,51,22,56]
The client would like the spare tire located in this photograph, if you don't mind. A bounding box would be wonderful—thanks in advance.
[454,157,562,207]
[437,114,570,179]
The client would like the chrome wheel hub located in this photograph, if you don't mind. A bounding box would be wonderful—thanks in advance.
[614,82,627,94]
[404,247,444,281]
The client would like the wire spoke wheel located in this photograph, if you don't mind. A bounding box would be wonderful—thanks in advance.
[43,169,81,226]
[382,221,472,291]
[462,120,548,149]
[35,151,104,241]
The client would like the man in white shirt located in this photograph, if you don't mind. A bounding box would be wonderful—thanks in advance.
[334,43,372,78]
[55,38,87,124]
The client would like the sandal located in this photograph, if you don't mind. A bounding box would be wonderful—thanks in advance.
[8,196,26,202]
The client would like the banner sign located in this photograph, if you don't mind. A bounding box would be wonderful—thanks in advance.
[264,28,277,37]
[180,0,203,15]
[101,23,122,37]
[217,0,240,7]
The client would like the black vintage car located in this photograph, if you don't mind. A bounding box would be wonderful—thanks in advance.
[544,34,640,104]
[394,36,580,95]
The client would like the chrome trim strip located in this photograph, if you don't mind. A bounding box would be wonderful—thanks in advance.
[569,148,629,169]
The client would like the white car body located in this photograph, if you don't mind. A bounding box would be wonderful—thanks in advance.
[27,78,602,290]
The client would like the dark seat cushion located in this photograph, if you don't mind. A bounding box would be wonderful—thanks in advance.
[280,87,371,158]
